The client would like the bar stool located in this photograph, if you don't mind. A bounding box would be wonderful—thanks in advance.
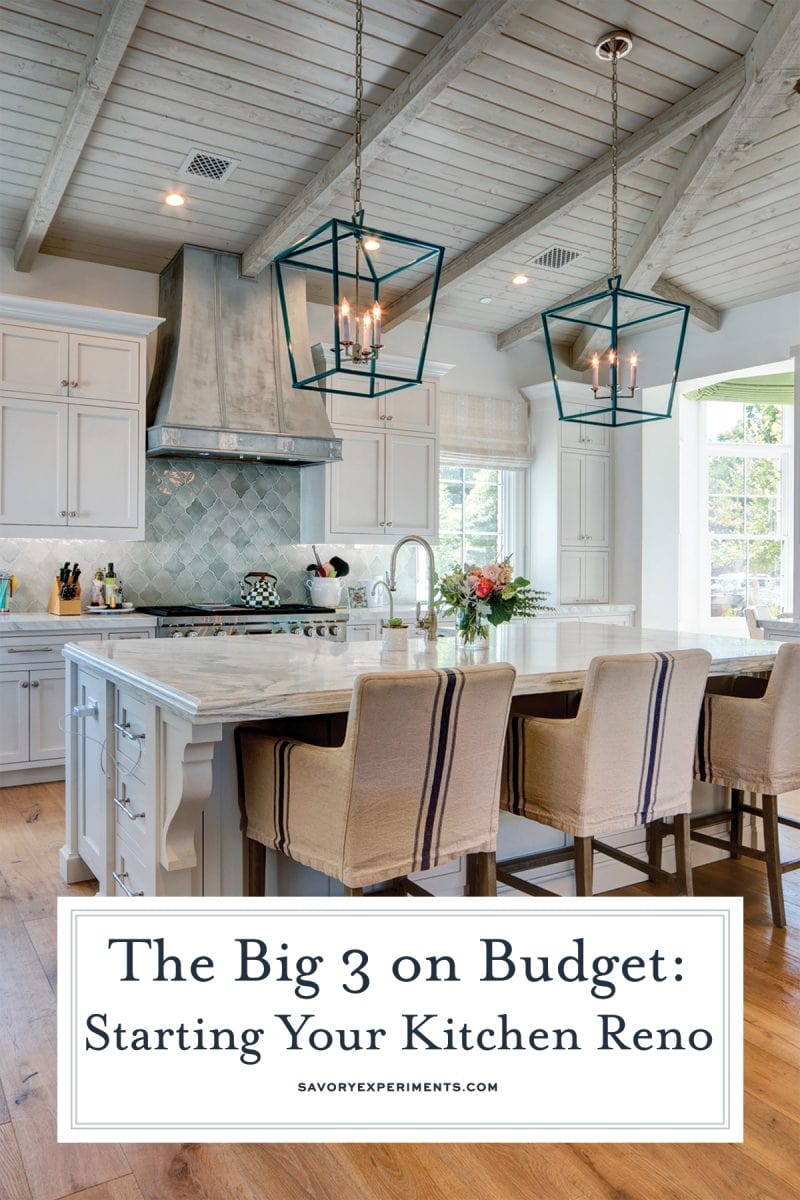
[237,664,516,897]
[499,650,711,897]
[692,642,800,927]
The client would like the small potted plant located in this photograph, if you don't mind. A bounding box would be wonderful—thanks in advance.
[382,615,409,652]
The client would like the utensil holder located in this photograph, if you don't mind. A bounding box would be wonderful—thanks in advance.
[48,577,82,616]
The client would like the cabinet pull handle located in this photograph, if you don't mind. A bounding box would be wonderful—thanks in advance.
[114,720,145,742]
[20,681,28,688]
[114,794,144,821]
[8,647,54,653]
[112,869,143,897]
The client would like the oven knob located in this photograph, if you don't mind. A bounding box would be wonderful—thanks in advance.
[328,625,339,637]
[229,628,239,635]
[170,629,183,638]
[215,628,228,636]
[290,625,302,635]
[316,626,327,637]
[186,630,199,637]
[303,626,314,636]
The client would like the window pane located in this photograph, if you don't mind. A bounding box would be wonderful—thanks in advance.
[708,495,744,534]
[707,403,744,442]
[438,482,463,533]
[464,534,501,566]
[464,478,498,531]
[440,463,461,481]
[437,535,463,570]
[464,467,499,485]
[709,539,746,617]
[746,541,782,608]
[708,455,744,494]
[744,403,783,445]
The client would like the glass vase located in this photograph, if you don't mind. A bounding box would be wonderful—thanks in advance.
[456,609,490,655]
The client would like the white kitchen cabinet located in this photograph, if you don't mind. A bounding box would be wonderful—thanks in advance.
[0,296,160,539]
[385,433,437,534]
[347,622,379,642]
[559,451,609,549]
[558,551,609,604]
[68,404,139,528]
[0,671,30,765]
[0,324,69,395]
[29,667,68,761]
[69,334,139,405]
[524,382,615,608]
[330,384,436,434]
[0,396,68,527]
[328,430,385,535]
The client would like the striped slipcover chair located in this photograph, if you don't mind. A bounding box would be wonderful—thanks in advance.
[499,649,711,898]
[237,663,516,896]
[693,642,800,927]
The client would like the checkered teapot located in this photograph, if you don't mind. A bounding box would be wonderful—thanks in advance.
[240,571,280,608]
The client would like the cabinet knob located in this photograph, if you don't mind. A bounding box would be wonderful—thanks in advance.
[70,379,79,387]
[69,510,77,517]
[386,520,393,527]
[386,414,393,421]
[59,510,67,517]
[379,414,386,421]
[379,521,385,527]
[60,379,69,387]
[31,680,39,688]
[20,681,28,688]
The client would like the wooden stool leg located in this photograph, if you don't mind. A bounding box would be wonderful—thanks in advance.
[574,837,593,897]
[646,819,664,871]
[247,838,266,897]
[466,851,497,897]
[762,794,786,928]
[344,885,364,897]
[673,813,693,896]
[730,788,744,859]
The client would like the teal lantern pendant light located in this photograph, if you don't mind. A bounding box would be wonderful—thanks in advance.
[274,0,445,399]
[541,32,690,428]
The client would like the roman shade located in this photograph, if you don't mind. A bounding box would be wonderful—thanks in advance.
[684,372,794,404]
[439,392,531,464]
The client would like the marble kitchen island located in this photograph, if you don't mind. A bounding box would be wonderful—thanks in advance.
[61,622,781,899]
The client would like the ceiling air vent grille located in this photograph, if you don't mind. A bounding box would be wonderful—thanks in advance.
[178,149,239,185]
[530,245,581,271]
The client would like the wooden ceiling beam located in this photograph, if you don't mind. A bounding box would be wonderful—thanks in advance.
[13,0,146,272]
[569,0,800,366]
[240,0,530,278]
[382,58,745,332]
[495,275,719,352]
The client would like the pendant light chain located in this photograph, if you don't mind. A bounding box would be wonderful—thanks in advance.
[352,0,364,220]
[610,44,619,278]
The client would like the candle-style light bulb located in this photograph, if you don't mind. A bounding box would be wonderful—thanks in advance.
[629,351,638,392]
[591,353,600,391]
[339,297,351,345]
[371,301,381,347]
[608,349,617,367]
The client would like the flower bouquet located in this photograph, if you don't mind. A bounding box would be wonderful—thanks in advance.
[435,557,551,650]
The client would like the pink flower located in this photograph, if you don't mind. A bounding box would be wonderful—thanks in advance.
[483,563,501,583]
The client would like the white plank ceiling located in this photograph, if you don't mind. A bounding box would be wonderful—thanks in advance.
[0,0,797,346]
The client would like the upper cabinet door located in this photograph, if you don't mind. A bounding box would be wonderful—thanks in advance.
[328,429,385,536]
[385,383,436,434]
[329,389,384,428]
[559,402,610,451]
[385,433,437,536]
[69,335,139,404]
[68,405,139,528]
[0,397,67,527]
[582,453,610,547]
[559,451,584,546]
[0,324,69,396]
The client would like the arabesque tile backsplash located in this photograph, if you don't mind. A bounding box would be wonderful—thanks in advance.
[1,459,415,611]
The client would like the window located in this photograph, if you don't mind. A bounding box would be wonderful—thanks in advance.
[702,401,793,622]
[436,460,527,574]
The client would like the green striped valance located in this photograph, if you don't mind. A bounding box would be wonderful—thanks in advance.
[684,372,795,404]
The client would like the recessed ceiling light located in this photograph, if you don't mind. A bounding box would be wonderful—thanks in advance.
[512,273,529,285]
[164,193,185,207]
[363,237,381,251]
[479,296,493,304]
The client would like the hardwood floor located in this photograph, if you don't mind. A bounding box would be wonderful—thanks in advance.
[0,781,798,1200]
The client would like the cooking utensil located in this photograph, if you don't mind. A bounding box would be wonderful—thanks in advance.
[312,545,323,571]
[329,555,350,578]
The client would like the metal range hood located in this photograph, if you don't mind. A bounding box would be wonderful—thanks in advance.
[146,245,342,465]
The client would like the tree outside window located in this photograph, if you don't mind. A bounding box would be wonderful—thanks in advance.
[437,464,506,573]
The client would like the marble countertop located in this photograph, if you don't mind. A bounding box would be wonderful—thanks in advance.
[0,611,157,633]
[63,620,779,724]
[350,603,637,619]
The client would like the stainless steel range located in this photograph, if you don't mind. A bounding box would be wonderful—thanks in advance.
[136,604,348,640]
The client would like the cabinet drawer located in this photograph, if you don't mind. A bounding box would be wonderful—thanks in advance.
[113,831,148,898]
[0,634,95,668]
[115,689,150,789]
[114,769,150,855]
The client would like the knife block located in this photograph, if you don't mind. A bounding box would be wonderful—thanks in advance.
[48,576,82,616]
